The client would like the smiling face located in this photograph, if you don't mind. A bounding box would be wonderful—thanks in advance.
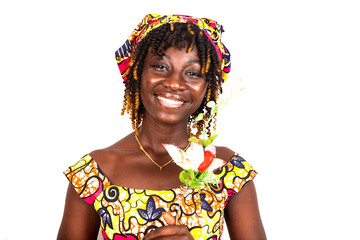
[121,22,224,135]
[140,45,208,126]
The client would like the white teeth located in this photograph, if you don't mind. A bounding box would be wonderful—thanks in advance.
[157,96,184,108]
[157,96,183,105]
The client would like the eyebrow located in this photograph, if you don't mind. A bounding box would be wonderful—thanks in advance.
[163,54,200,64]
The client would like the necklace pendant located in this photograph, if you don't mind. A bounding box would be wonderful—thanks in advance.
[135,134,190,172]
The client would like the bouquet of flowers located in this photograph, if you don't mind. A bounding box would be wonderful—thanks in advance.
[163,99,230,190]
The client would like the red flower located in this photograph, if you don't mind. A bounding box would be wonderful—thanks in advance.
[197,151,214,172]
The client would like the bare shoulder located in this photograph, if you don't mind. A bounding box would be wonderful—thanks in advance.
[88,132,136,176]
[215,146,236,162]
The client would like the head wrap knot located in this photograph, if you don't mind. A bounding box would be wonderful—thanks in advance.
[115,13,231,83]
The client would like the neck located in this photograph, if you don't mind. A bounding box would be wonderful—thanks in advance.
[137,118,190,150]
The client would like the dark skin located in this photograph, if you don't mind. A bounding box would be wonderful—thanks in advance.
[58,46,266,240]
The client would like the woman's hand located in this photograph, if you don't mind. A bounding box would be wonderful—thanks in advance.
[143,212,194,240]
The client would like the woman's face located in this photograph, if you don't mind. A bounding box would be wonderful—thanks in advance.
[140,45,208,126]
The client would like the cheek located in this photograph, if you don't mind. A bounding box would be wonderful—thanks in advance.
[192,81,208,99]
[139,76,161,109]
[188,81,208,113]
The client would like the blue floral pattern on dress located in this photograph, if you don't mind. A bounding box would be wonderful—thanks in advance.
[200,193,213,212]
[137,196,165,222]
[98,207,113,229]
[232,155,246,169]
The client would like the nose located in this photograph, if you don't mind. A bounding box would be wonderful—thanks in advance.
[162,71,187,91]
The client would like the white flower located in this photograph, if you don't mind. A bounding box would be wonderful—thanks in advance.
[162,142,226,172]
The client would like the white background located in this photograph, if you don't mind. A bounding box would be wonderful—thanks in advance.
[1,0,359,239]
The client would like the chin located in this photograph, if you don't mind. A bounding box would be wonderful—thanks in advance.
[155,113,189,126]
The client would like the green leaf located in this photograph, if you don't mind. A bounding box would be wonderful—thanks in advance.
[188,179,202,190]
[203,139,211,147]
[190,137,207,147]
[188,169,196,180]
[196,171,203,180]
[198,170,208,181]
[188,137,201,143]
[203,171,220,185]
[210,105,218,115]
[208,134,219,145]
[206,101,216,108]
[195,113,204,121]
[179,171,189,184]
[204,170,209,178]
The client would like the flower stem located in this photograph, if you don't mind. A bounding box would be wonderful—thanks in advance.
[176,183,189,222]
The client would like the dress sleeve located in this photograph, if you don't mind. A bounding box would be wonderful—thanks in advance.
[63,154,110,204]
[217,154,257,197]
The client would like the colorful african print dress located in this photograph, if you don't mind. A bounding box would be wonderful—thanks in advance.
[64,154,257,240]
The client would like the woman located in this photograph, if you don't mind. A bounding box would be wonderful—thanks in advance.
[58,13,266,240]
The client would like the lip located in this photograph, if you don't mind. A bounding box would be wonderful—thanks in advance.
[155,94,187,109]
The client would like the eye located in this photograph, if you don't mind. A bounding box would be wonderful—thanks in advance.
[151,64,168,71]
[186,71,202,78]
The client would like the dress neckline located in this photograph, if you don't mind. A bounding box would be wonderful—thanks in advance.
[86,153,236,192]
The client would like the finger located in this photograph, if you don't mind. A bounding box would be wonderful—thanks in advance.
[142,225,187,240]
[163,212,180,225]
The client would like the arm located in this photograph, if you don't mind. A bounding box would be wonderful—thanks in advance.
[224,181,266,240]
[57,183,100,240]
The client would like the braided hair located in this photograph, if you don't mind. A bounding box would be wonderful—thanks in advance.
[121,22,223,137]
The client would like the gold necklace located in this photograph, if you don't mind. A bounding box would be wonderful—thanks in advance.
[135,134,191,171]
